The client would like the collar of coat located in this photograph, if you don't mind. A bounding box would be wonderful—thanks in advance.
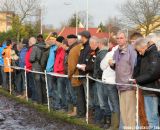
[144,44,157,56]
[67,42,79,53]
[118,44,128,54]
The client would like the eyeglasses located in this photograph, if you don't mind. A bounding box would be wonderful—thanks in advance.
[117,37,124,40]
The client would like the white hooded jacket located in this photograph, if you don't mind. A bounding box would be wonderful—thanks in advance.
[100,46,118,84]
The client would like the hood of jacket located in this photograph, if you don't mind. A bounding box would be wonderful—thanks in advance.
[35,42,46,49]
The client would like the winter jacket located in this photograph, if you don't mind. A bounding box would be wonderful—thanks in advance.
[19,47,27,68]
[136,44,160,94]
[25,46,33,71]
[64,42,79,74]
[46,45,57,72]
[85,49,99,77]
[2,45,19,72]
[40,47,50,71]
[113,44,137,91]
[54,47,65,74]
[101,46,118,84]
[68,43,82,87]
[0,43,6,65]
[133,53,142,78]
[30,43,46,71]
[78,40,91,75]
[93,48,108,79]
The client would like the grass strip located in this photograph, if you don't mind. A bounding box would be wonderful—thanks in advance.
[0,88,102,130]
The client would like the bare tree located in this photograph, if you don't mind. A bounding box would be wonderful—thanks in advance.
[120,0,160,35]
[0,0,41,23]
[0,0,42,41]
[0,0,15,11]
[105,17,121,35]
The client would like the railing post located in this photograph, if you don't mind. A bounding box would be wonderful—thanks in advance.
[86,74,89,124]
[136,85,139,129]
[24,66,28,101]
[45,70,50,112]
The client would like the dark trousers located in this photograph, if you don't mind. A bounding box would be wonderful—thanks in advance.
[27,72,36,101]
[15,70,25,93]
[0,66,6,88]
[74,85,86,117]
[33,73,47,104]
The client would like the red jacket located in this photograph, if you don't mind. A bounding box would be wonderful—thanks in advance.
[25,47,33,71]
[54,47,65,74]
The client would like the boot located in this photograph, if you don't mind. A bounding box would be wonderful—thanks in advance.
[88,108,94,124]
[107,112,119,130]
[68,107,77,117]
[103,116,111,129]
[17,91,26,99]
[67,104,74,113]
[49,97,54,109]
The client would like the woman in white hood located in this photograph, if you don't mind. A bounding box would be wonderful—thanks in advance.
[100,45,120,130]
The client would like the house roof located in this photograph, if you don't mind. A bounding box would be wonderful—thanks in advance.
[58,27,109,38]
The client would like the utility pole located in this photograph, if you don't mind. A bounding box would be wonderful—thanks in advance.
[40,8,43,34]
[86,0,89,30]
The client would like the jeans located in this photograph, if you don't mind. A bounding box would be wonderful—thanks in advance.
[15,70,25,93]
[65,78,77,106]
[96,82,111,117]
[54,77,67,109]
[103,84,120,114]
[144,95,159,130]
[0,66,6,88]
[27,72,36,101]
[46,74,55,108]
[47,75,54,97]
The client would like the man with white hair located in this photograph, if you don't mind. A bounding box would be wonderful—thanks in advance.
[109,30,137,129]
[134,37,160,129]
[30,35,46,104]
[93,38,111,129]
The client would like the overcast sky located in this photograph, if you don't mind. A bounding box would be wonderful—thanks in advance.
[42,0,126,28]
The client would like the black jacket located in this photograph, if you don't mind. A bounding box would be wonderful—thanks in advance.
[40,47,50,71]
[93,49,108,79]
[136,44,160,94]
[78,40,91,75]
[85,48,99,76]
[133,53,142,78]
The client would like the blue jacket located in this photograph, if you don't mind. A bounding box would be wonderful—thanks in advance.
[46,45,57,72]
[0,42,7,65]
[19,47,28,68]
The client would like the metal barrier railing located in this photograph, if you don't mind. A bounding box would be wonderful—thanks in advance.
[1,59,160,129]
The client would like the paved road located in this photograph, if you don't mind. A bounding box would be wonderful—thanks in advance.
[0,95,86,130]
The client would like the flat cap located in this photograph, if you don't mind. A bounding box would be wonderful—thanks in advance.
[78,31,91,39]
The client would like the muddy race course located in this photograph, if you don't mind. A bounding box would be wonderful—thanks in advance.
[0,95,87,130]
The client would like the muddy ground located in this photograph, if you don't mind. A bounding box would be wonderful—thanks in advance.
[0,95,87,130]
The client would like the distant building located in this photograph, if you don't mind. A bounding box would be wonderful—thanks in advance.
[58,27,109,38]
[0,11,15,32]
